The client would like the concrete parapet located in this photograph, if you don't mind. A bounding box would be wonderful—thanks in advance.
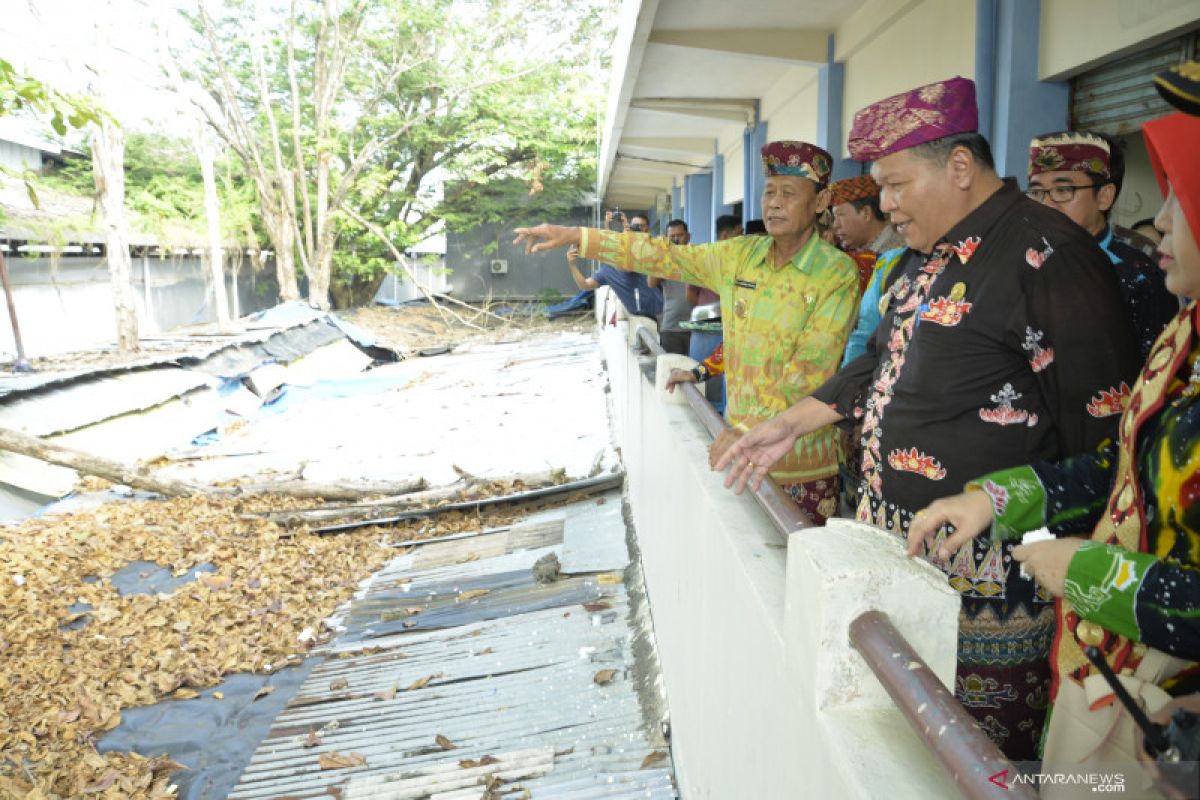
[785,519,961,711]
[601,324,962,799]
[654,354,698,406]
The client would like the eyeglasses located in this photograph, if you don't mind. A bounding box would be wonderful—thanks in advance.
[1026,183,1102,203]
[628,223,647,232]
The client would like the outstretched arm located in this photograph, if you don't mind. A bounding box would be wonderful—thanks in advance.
[514,224,582,254]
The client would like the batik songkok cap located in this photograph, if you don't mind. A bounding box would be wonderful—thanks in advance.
[828,174,880,205]
[760,140,833,188]
[1154,60,1200,117]
[847,76,978,161]
[1028,132,1111,178]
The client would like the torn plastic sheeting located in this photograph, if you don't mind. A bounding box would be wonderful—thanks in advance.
[98,661,318,800]
[190,367,416,448]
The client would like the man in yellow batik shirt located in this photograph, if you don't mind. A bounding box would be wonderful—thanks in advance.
[515,140,859,523]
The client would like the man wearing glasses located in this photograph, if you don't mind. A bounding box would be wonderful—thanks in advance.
[1026,131,1177,361]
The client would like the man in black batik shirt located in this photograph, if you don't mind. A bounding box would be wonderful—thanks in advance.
[1027,130,1178,362]
[716,77,1139,761]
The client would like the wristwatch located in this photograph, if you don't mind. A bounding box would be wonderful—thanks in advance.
[691,365,708,382]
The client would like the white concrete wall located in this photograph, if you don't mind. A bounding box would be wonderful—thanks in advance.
[721,137,744,207]
[836,0,977,159]
[600,320,965,799]
[761,66,822,146]
[1040,0,1200,80]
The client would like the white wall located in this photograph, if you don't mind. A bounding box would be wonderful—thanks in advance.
[836,0,977,158]
[721,137,744,207]
[601,318,966,799]
[1040,0,1200,80]
[761,66,822,146]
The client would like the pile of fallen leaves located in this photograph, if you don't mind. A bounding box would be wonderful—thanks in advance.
[0,492,536,799]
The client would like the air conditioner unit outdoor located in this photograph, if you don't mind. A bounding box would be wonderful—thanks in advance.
[490,259,508,274]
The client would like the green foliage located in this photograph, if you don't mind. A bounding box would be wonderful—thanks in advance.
[39,131,264,249]
[0,58,107,135]
[183,0,616,292]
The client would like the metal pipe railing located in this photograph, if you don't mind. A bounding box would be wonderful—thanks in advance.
[633,324,813,538]
[631,321,1028,799]
[849,610,1035,800]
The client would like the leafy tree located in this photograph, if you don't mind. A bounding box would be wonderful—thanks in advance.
[182,0,614,309]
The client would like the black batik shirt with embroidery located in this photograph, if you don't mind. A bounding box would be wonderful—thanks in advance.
[812,179,1141,615]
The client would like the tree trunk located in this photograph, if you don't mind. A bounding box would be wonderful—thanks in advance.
[0,425,195,496]
[277,181,301,300]
[91,120,139,353]
[197,130,232,329]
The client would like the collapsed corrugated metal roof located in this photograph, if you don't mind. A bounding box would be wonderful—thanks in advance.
[2,311,674,798]
[228,495,673,799]
[0,303,399,517]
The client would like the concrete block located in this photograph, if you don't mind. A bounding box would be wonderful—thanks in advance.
[624,316,657,346]
[654,354,698,405]
[784,519,960,711]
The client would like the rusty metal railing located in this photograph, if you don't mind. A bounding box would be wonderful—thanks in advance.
[850,611,1034,800]
[631,321,1032,800]
[634,325,813,537]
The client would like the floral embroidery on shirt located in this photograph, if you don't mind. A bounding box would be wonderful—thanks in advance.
[1025,237,1054,269]
[888,446,948,480]
[860,244,954,499]
[920,295,973,326]
[1086,382,1132,418]
[952,236,981,263]
[980,383,1030,426]
[1022,326,1055,372]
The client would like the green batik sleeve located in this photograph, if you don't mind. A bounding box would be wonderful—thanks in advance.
[1063,541,1160,644]
[967,439,1120,543]
[579,228,731,291]
[966,465,1047,542]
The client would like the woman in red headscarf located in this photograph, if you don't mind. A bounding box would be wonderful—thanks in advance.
[904,109,1200,781]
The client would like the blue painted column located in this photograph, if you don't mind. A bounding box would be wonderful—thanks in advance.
[980,0,1069,181]
[684,172,714,244]
[818,33,857,180]
[975,0,998,142]
[710,149,735,240]
[742,120,767,223]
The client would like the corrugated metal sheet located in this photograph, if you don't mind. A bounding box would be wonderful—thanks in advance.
[229,492,674,799]
[1071,33,1197,135]
[0,367,215,437]
[168,334,619,494]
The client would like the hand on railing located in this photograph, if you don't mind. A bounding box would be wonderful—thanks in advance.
[664,368,696,393]
[713,416,798,494]
[707,429,742,470]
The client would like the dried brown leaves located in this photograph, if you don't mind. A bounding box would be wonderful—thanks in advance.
[0,492,505,799]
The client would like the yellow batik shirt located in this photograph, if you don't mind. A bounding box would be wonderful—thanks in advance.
[580,229,859,482]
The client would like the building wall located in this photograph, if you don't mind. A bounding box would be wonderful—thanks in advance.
[0,254,279,359]
[761,67,822,146]
[722,137,744,206]
[445,206,594,301]
[836,0,977,158]
[0,140,43,173]
[1040,0,1200,79]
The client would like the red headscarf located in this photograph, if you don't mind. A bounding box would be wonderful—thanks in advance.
[1142,112,1200,243]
